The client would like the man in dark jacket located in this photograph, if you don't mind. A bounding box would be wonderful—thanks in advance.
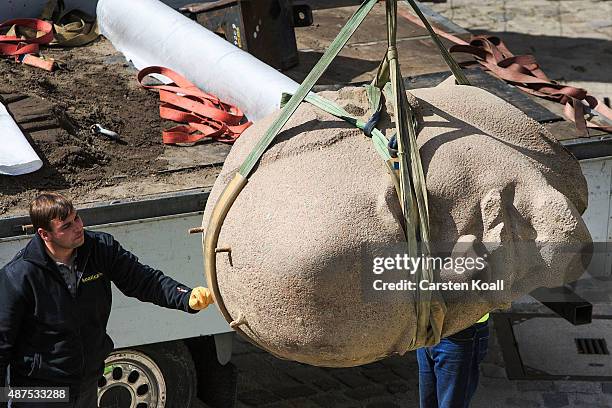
[0,192,214,407]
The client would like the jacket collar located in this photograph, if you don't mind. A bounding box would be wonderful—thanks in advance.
[22,230,93,271]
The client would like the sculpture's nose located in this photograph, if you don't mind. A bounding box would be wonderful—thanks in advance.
[530,189,593,282]
[530,189,591,244]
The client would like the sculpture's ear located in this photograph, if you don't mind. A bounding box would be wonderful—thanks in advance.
[481,187,538,245]
[481,188,509,244]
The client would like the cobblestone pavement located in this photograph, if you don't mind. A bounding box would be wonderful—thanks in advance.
[231,318,612,408]
[429,0,611,40]
[428,0,612,103]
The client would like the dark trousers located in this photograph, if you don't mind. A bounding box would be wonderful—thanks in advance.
[416,320,490,408]
[8,372,98,408]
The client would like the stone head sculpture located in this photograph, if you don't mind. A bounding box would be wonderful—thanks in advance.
[203,77,592,367]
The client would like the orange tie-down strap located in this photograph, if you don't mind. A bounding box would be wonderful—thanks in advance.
[138,66,252,144]
[0,18,54,58]
[397,8,612,136]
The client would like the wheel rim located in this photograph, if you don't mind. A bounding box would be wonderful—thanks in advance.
[98,351,167,408]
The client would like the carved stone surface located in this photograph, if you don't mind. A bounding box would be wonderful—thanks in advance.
[203,78,591,367]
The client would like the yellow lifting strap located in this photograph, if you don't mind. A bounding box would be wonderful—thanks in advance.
[202,0,458,352]
[40,0,100,47]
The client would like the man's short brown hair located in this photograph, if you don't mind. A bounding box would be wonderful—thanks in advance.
[29,192,75,232]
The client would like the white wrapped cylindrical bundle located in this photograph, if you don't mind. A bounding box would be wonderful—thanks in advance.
[0,102,43,176]
[96,0,300,122]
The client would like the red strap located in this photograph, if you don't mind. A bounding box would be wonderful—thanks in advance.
[0,19,54,59]
[138,66,251,145]
[397,10,612,136]
[448,35,612,136]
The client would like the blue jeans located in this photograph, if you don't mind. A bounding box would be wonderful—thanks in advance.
[417,321,489,408]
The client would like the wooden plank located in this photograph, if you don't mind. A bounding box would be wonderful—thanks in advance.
[286,36,473,84]
[0,93,58,126]
[296,3,468,51]
[160,141,232,171]
[403,69,560,123]
[544,120,608,142]
[313,68,561,124]
[406,1,469,37]
[295,0,363,10]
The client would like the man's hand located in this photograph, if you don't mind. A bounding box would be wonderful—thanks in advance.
[189,287,214,310]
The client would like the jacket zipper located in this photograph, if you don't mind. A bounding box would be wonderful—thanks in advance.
[75,253,90,378]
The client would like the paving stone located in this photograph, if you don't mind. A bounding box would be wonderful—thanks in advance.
[386,381,410,394]
[556,381,601,394]
[542,393,569,408]
[579,290,612,302]
[331,369,372,388]
[480,376,512,389]
[365,401,400,408]
[238,389,281,406]
[234,358,302,390]
[234,337,266,354]
[256,402,293,408]
[344,385,388,401]
[286,366,328,384]
[309,393,353,408]
[381,355,417,371]
[390,366,419,382]
[480,363,507,379]
[262,398,322,408]
[570,404,608,408]
[233,337,255,355]
[255,372,302,390]
[362,368,402,384]
[516,381,555,392]
[361,361,387,370]
[311,377,342,392]
[602,382,612,394]
[504,397,541,407]
[271,385,317,399]
[233,354,270,373]
[570,393,609,406]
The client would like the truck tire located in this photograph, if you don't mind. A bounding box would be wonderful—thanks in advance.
[98,340,197,408]
[184,336,237,408]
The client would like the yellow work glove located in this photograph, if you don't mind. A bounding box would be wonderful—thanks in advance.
[189,287,214,311]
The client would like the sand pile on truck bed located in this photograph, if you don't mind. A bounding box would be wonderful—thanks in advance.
[203,79,592,367]
[0,38,221,217]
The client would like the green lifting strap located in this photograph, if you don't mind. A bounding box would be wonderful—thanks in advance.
[238,0,379,178]
[383,0,445,349]
[402,0,469,86]
[280,92,392,162]
[206,0,471,351]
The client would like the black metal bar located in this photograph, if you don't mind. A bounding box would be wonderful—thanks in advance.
[530,286,593,325]
[561,135,612,160]
[292,0,362,10]
[0,189,211,239]
[495,313,612,381]
[491,313,525,380]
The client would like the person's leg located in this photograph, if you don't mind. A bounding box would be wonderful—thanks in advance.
[9,399,73,408]
[73,381,98,408]
[466,322,489,402]
[7,372,74,408]
[10,382,98,408]
[417,346,438,408]
[430,321,489,408]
